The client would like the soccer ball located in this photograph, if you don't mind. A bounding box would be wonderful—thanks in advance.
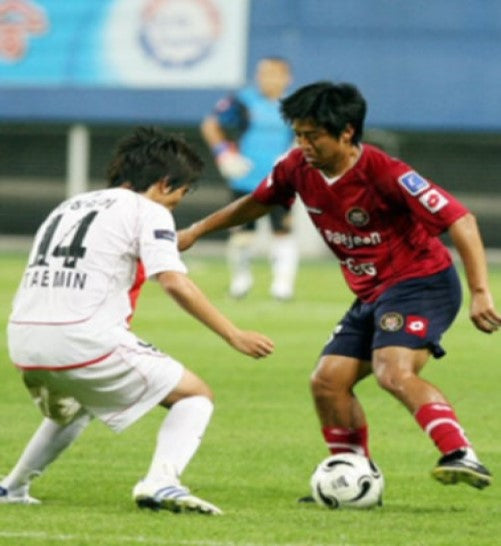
[310,453,384,509]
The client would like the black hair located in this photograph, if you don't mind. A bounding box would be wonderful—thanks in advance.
[280,82,367,144]
[107,126,204,191]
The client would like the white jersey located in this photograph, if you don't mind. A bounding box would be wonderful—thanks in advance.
[8,188,187,369]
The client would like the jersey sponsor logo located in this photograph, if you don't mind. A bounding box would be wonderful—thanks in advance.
[345,207,370,227]
[404,315,429,338]
[379,312,404,332]
[154,229,175,241]
[324,230,382,249]
[340,257,377,277]
[418,189,449,213]
[398,171,430,196]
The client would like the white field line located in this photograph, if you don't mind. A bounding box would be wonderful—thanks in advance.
[0,530,341,546]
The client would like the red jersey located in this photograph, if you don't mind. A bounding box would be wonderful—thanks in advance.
[253,144,469,302]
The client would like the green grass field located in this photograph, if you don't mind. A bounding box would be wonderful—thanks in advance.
[0,253,500,546]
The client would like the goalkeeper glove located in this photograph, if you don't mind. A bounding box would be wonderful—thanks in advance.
[213,142,253,179]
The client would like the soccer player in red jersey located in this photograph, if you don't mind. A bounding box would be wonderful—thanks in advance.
[179,81,501,492]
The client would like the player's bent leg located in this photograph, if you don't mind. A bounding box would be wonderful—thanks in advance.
[133,369,221,514]
[372,347,492,489]
[0,410,92,505]
[298,356,371,504]
[310,355,371,432]
[371,346,435,411]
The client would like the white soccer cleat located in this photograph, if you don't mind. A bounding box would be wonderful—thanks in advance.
[132,480,223,515]
[0,485,41,505]
[229,272,253,299]
[270,279,294,301]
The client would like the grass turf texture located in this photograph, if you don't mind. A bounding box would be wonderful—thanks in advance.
[0,253,500,546]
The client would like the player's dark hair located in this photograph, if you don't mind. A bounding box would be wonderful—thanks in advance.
[107,126,204,192]
[280,82,367,144]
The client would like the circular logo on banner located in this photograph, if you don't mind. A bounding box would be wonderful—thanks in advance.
[139,0,221,68]
[345,207,370,227]
[379,312,404,332]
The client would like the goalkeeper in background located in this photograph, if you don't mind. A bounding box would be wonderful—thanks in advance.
[201,56,299,300]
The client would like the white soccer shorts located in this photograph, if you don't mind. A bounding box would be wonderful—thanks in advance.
[22,340,184,432]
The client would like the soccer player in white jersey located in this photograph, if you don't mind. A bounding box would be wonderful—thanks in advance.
[0,127,274,514]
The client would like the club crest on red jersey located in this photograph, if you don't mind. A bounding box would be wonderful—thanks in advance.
[345,207,369,227]
[379,312,404,332]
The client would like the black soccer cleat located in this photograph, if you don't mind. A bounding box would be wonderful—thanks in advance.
[297,494,315,503]
[431,449,492,490]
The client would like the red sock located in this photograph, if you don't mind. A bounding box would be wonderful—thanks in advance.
[415,403,470,455]
[322,425,370,457]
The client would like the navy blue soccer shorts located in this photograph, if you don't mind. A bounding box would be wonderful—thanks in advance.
[322,266,462,361]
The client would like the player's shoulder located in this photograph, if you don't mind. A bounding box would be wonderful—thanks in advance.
[280,146,305,165]
[273,146,306,173]
[54,187,134,213]
[138,193,176,225]
[360,143,396,167]
[237,86,258,102]
[214,87,252,112]
[359,143,411,180]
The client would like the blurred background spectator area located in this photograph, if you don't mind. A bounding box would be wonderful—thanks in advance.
[1,0,500,250]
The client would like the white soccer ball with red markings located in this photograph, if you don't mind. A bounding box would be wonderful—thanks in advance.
[310,453,384,509]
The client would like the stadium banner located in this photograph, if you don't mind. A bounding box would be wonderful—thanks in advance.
[0,0,249,87]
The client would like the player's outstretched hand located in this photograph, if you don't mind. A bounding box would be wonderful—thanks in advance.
[470,291,501,333]
[227,330,275,359]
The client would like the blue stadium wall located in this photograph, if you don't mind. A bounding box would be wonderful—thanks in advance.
[1,0,501,130]
[0,1,500,246]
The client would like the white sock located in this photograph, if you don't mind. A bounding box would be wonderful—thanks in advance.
[146,395,214,482]
[270,234,299,294]
[1,412,91,492]
[227,232,254,280]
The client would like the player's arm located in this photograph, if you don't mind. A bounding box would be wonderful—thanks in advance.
[157,270,274,358]
[200,100,252,179]
[200,114,228,150]
[178,194,273,251]
[449,213,501,333]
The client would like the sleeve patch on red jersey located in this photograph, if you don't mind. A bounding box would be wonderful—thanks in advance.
[418,189,449,213]
[398,171,430,196]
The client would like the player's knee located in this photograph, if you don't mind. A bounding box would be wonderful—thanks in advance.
[372,361,409,395]
[162,370,214,407]
[198,382,214,402]
[187,376,213,401]
[310,367,342,399]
